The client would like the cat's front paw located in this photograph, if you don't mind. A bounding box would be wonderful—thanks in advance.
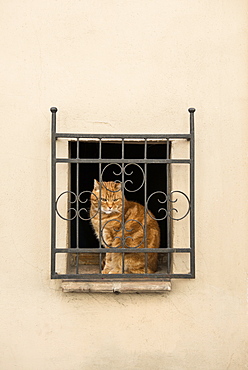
[102,267,122,274]
[108,270,122,274]
[101,268,111,274]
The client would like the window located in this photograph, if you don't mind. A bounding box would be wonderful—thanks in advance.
[51,108,195,284]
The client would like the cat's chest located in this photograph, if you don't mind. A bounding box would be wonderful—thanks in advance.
[91,211,121,234]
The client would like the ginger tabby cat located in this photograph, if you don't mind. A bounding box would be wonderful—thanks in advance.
[90,180,160,274]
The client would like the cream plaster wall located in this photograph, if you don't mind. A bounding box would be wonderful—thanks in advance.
[1,1,248,369]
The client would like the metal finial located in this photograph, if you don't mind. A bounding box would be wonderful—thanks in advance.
[188,108,196,113]
[50,107,58,113]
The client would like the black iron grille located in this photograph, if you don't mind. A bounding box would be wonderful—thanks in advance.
[51,108,195,280]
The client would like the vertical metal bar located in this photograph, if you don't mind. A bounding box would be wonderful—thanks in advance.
[50,107,57,277]
[99,151,103,273]
[76,138,80,274]
[189,108,195,277]
[99,139,102,273]
[121,138,125,273]
[166,138,171,273]
[144,139,148,273]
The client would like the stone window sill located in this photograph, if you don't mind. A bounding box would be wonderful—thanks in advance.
[61,279,171,294]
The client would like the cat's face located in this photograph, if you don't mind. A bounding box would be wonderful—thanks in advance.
[91,180,123,215]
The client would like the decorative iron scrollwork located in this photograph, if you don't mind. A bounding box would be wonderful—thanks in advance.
[55,190,98,221]
[55,191,77,221]
[101,218,144,249]
[55,163,190,224]
[146,190,190,221]
[101,163,145,192]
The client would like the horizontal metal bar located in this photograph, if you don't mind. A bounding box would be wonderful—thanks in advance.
[55,133,191,140]
[52,273,194,279]
[62,277,171,283]
[54,248,192,254]
[56,158,191,164]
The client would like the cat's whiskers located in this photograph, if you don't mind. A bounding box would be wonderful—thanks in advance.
[102,208,121,215]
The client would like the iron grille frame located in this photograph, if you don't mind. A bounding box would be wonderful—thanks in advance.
[51,108,195,280]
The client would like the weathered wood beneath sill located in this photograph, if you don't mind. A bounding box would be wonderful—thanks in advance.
[61,280,171,293]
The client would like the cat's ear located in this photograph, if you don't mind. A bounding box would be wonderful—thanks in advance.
[93,179,99,190]
[115,182,121,191]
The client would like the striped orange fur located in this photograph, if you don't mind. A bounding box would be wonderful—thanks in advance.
[90,180,160,274]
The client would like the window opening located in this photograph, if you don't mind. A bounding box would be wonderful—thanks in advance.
[51,108,195,280]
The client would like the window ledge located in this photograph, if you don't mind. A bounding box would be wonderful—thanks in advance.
[61,279,171,294]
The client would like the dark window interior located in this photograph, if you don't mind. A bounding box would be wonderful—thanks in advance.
[69,141,168,250]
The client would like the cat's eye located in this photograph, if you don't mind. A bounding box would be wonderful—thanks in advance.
[101,198,107,202]
[113,199,119,202]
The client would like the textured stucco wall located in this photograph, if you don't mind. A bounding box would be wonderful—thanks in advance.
[1,1,248,369]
